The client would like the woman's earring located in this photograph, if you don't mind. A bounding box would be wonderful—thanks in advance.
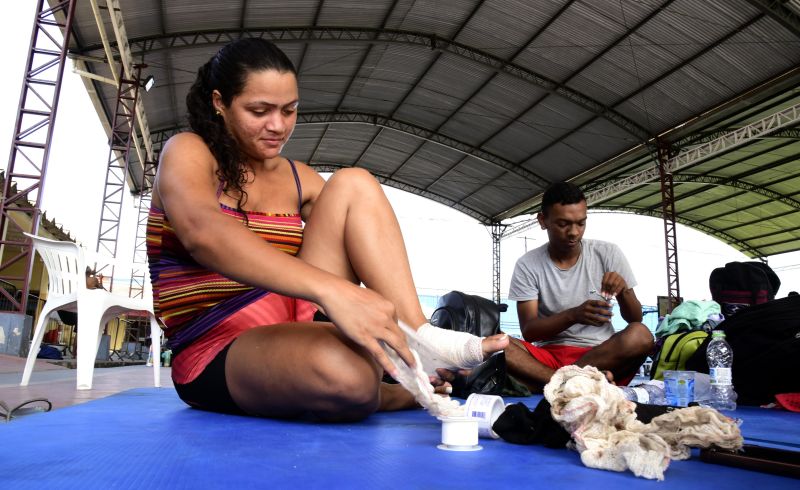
[215,110,222,116]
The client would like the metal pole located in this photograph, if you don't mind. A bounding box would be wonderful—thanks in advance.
[129,158,157,298]
[490,222,507,305]
[657,140,681,312]
[95,64,145,290]
[0,0,76,313]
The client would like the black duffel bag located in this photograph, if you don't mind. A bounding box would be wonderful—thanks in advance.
[430,290,507,338]
[685,295,800,405]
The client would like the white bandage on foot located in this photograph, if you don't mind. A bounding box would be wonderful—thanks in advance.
[400,322,484,374]
[381,343,463,418]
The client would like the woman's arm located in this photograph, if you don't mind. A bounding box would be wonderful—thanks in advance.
[155,133,337,303]
[154,134,413,375]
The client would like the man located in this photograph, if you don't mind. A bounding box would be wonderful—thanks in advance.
[503,181,653,391]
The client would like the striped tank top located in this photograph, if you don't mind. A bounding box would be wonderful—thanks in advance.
[146,159,305,353]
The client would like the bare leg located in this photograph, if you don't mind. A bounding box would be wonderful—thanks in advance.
[227,169,505,419]
[575,322,653,383]
[379,382,419,411]
[227,322,415,421]
[470,324,651,391]
[228,169,448,419]
[504,337,553,393]
[299,168,508,364]
[298,168,426,327]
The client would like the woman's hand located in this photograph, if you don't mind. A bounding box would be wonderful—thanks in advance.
[320,282,415,379]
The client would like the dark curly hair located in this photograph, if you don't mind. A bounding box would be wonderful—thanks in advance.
[540,182,586,216]
[186,38,297,214]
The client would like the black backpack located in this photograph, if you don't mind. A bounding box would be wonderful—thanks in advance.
[430,291,506,338]
[685,295,800,405]
[709,261,780,316]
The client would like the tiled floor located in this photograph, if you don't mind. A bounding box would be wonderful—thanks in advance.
[0,354,173,415]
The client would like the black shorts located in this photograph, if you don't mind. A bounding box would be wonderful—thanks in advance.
[173,342,245,415]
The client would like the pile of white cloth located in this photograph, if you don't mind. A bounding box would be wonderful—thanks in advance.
[544,365,743,480]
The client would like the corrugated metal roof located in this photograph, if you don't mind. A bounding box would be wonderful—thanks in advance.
[57,0,800,257]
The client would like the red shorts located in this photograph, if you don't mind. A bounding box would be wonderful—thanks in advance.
[519,341,635,386]
[172,293,317,384]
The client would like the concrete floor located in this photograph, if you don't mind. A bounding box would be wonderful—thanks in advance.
[0,354,173,417]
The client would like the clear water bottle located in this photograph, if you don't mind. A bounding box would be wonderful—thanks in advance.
[620,380,666,405]
[693,372,712,404]
[706,330,737,410]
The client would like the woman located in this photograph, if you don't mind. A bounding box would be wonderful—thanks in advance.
[147,38,508,421]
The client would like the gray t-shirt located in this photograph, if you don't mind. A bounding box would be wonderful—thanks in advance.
[508,239,637,347]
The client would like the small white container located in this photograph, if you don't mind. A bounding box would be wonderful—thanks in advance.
[464,393,506,439]
[437,416,482,451]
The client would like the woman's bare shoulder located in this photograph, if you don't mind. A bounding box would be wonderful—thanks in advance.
[154,132,217,201]
[159,132,217,169]
[291,159,323,180]
[162,131,208,153]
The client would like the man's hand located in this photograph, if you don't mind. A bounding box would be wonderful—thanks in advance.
[429,373,454,395]
[601,271,629,298]
[571,299,613,326]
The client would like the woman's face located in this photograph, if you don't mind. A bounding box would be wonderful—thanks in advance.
[215,69,299,163]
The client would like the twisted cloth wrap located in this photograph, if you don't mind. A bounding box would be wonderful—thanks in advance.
[544,365,743,480]
[380,321,483,417]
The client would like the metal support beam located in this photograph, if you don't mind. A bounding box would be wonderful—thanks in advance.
[88,0,154,190]
[657,142,681,313]
[0,0,76,313]
[744,0,800,38]
[502,218,536,240]
[81,27,650,142]
[490,222,508,305]
[96,65,143,286]
[299,111,549,188]
[129,159,157,299]
[313,163,487,222]
[592,206,766,258]
[585,101,800,205]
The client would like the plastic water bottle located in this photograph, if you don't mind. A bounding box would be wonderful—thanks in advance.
[706,330,737,410]
[693,372,712,404]
[620,380,666,405]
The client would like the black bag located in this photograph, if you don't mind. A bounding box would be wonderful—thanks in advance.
[685,296,800,405]
[709,261,780,317]
[430,291,515,398]
[449,352,507,398]
[430,290,507,338]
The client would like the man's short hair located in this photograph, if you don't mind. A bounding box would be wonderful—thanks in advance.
[541,182,586,216]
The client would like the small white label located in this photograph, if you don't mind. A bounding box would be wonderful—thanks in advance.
[710,367,732,385]
[631,387,649,404]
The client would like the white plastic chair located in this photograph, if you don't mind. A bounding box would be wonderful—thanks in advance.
[20,233,162,390]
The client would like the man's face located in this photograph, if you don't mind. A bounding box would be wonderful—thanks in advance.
[538,200,587,253]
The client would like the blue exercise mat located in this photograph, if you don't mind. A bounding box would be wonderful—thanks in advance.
[1,388,797,489]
